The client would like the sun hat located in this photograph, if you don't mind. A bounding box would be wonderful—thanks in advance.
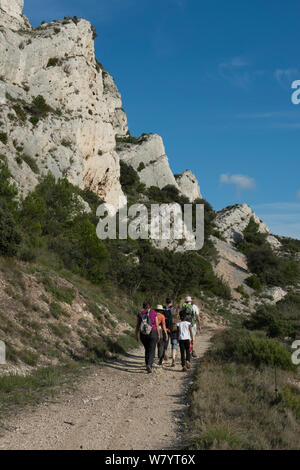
[156,304,164,312]
[185,296,192,302]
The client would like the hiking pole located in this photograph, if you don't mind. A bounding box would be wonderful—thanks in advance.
[274,360,278,399]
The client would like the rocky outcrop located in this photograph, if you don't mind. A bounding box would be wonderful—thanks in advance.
[215,203,281,249]
[0,0,30,30]
[117,133,179,190]
[0,0,203,212]
[260,286,287,304]
[211,235,252,298]
[0,1,127,208]
[175,170,202,202]
[117,134,202,202]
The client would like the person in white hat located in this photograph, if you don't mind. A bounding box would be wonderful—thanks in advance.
[182,296,201,358]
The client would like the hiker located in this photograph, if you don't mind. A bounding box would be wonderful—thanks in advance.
[135,301,160,374]
[156,305,169,366]
[170,306,180,367]
[177,310,193,371]
[181,296,201,358]
[161,298,174,361]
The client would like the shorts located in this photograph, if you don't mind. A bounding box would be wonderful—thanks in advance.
[171,337,178,350]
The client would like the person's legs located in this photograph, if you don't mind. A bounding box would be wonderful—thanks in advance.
[157,329,164,365]
[148,330,158,369]
[191,324,197,357]
[179,340,186,368]
[163,333,170,361]
[140,334,148,366]
[186,340,191,367]
[171,336,177,366]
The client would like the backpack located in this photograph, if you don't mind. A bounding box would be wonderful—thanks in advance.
[170,307,179,333]
[163,305,174,330]
[180,303,196,326]
[139,310,153,335]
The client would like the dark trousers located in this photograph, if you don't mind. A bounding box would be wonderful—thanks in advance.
[140,330,158,368]
[157,330,170,361]
[179,339,191,367]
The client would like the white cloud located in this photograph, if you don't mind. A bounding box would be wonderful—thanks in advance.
[218,57,264,89]
[218,57,251,89]
[220,173,256,190]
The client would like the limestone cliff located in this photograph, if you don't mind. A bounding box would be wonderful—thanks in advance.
[0,0,202,209]
[214,203,281,249]
[0,0,127,207]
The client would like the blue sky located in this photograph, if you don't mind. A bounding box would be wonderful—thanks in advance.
[23,0,300,239]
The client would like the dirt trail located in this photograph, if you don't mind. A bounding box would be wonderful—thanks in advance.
[0,330,213,450]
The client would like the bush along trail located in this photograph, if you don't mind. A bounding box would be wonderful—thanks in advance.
[0,330,213,450]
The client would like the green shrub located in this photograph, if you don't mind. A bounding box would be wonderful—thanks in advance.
[244,304,296,339]
[28,95,60,123]
[279,237,300,254]
[50,215,108,283]
[238,217,267,252]
[0,202,22,256]
[13,104,27,122]
[41,277,75,305]
[281,385,300,419]
[245,274,262,291]
[15,155,23,166]
[29,116,39,126]
[50,302,64,319]
[61,139,72,148]
[245,294,300,339]
[23,174,83,236]
[49,322,70,339]
[82,335,107,361]
[236,285,249,298]
[116,135,143,145]
[0,161,18,209]
[137,162,145,172]
[120,160,144,196]
[237,218,299,287]
[0,132,8,144]
[22,154,39,174]
[47,57,61,67]
[211,329,296,371]
[18,349,39,366]
[91,25,97,39]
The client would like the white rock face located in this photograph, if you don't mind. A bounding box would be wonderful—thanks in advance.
[117,133,179,190]
[0,0,29,30]
[210,235,252,298]
[0,1,201,216]
[261,286,287,304]
[0,0,23,17]
[175,170,202,202]
[215,203,281,249]
[0,5,127,209]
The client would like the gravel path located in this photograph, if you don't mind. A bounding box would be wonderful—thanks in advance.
[0,330,213,450]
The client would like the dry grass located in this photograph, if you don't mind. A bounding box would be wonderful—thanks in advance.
[184,352,300,450]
